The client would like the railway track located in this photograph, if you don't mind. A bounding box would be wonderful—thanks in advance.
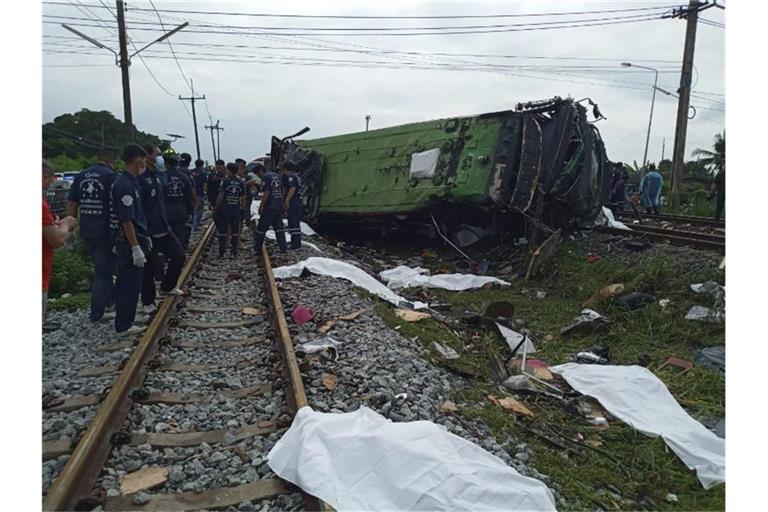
[42,222,324,511]
[598,224,725,252]
[618,210,725,228]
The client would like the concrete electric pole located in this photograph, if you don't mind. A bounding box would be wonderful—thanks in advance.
[179,80,206,161]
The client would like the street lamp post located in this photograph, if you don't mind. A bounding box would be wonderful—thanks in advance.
[622,62,659,169]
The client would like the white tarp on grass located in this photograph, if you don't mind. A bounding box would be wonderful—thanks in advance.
[273,257,427,309]
[380,265,510,291]
[550,363,725,488]
[594,206,631,230]
[267,406,557,511]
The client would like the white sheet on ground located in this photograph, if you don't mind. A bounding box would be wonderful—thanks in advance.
[380,265,510,291]
[550,363,725,488]
[251,200,318,236]
[267,406,556,511]
[273,257,427,309]
[495,322,536,354]
[594,206,631,230]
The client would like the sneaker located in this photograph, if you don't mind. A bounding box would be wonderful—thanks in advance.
[161,287,187,296]
[141,303,157,314]
[103,311,117,320]
[117,325,146,337]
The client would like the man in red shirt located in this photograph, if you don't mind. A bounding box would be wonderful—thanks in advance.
[43,161,77,324]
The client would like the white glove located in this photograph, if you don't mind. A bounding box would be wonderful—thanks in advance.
[131,245,147,268]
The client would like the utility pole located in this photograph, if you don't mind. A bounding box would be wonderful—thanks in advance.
[115,1,133,139]
[61,4,187,143]
[365,114,371,132]
[661,137,666,162]
[205,123,217,161]
[179,80,205,161]
[215,121,223,160]
[666,0,718,193]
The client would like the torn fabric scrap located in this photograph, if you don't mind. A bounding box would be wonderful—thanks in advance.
[550,363,725,488]
[267,406,556,511]
[495,322,535,354]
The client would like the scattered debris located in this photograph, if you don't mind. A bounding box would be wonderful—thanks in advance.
[317,319,336,334]
[320,373,338,390]
[657,357,693,377]
[495,322,536,354]
[584,283,625,306]
[702,417,725,438]
[569,345,611,365]
[224,272,243,284]
[623,239,651,252]
[595,206,631,230]
[488,395,534,417]
[543,334,555,342]
[551,363,725,489]
[501,375,540,392]
[267,406,557,511]
[440,401,459,414]
[666,493,679,504]
[295,337,340,362]
[691,281,725,308]
[694,345,725,374]
[394,309,431,322]
[433,342,459,360]
[242,307,261,316]
[291,305,315,325]
[119,467,169,495]
[658,298,671,308]
[685,305,724,323]
[535,290,547,300]
[317,309,363,333]
[586,254,601,263]
[484,301,515,321]
[615,291,655,310]
[560,309,609,335]
[338,310,363,321]
[588,417,608,427]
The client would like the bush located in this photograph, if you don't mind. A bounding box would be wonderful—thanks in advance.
[49,240,92,297]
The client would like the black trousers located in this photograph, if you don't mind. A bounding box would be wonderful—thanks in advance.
[142,233,185,305]
[114,241,146,332]
[218,213,241,256]
[254,208,287,251]
[287,207,302,249]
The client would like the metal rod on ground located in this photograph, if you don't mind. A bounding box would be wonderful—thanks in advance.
[429,214,473,262]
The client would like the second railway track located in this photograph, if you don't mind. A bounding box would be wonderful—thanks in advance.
[42,222,323,511]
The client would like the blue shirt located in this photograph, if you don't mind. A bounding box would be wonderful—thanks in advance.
[109,171,149,245]
[261,171,283,211]
[218,176,246,217]
[639,171,664,208]
[283,172,302,211]
[67,163,115,240]
[138,169,171,237]
[164,166,195,222]
[191,166,207,197]
[207,172,224,206]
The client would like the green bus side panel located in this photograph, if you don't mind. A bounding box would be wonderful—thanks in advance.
[302,114,503,215]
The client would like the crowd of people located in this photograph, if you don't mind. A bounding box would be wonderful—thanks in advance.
[42,144,304,334]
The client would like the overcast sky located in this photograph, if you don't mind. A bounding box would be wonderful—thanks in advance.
[42,1,725,166]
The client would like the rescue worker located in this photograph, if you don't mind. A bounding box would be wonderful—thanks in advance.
[164,153,196,250]
[66,146,117,322]
[139,145,186,313]
[215,162,246,257]
[253,164,288,252]
[282,161,303,250]
[191,159,207,230]
[235,158,248,237]
[109,144,150,335]
[710,168,725,220]
[609,162,629,216]
[638,163,663,215]
[207,160,226,210]
[178,152,200,245]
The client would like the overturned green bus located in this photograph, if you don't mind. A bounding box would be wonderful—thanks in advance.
[272,96,611,245]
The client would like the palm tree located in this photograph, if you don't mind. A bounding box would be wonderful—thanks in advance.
[692,132,725,175]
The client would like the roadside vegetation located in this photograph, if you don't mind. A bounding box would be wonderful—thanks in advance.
[375,240,725,510]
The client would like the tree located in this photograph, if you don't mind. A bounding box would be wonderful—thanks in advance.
[42,109,165,162]
[691,132,725,175]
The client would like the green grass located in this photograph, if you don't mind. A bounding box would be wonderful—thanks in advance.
[47,292,90,311]
[373,240,725,510]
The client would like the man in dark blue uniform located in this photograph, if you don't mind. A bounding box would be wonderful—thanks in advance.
[609,162,629,216]
[139,146,186,312]
[67,147,118,322]
[178,152,199,246]
[215,163,246,257]
[253,165,288,252]
[191,159,207,231]
[282,161,303,250]
[207,160,226,211]
[164,154,196,250]
[109,144,150,335]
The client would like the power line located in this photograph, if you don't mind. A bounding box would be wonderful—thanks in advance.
[147,0,193,93]
[43,1,677,19]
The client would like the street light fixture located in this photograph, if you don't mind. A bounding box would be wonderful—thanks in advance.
[621,62,659,169]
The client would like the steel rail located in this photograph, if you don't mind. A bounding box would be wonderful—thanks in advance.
[598,225,725,252]
[259,245,333,512]
[43,222,217,511]
[618,210,725,228]
[627,223,725,243]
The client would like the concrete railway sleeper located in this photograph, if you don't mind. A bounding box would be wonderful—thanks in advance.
[42,222,325,512]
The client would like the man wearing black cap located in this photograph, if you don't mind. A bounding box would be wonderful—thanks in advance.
[282,161,303,250]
